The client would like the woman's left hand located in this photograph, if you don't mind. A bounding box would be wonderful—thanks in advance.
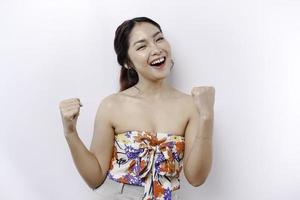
[191,86,215,116]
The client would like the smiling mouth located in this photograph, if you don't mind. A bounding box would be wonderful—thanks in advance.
[149,57,166,68]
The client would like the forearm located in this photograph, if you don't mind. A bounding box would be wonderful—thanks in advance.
[185,114,214,186]
[65,130,105,189]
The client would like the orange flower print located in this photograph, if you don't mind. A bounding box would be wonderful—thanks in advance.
[153,180,165,198]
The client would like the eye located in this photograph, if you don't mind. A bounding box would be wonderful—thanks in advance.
[137,45,146,50]
[156,37,164,42]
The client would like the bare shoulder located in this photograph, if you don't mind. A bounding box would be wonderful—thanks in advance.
[96,93,119,115]
[173,88,192,103]
[98,93,117,107]
[174,89,198,118]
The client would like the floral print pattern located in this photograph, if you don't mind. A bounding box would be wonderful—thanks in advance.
[108,130,185,200]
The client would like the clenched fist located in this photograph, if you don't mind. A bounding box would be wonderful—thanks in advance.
[59,98,83,136]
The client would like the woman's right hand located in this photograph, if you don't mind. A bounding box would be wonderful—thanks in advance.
[59,98,83,136]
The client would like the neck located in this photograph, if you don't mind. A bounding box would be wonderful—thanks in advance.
[134,78,172,99]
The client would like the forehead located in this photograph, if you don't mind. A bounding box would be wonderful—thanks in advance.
[128,22,161,44]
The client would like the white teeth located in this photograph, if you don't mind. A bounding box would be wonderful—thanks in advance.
[150,57,165,65]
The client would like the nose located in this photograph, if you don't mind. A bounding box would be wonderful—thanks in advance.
[150,43,162,56]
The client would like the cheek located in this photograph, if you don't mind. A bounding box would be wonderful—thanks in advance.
[128,49,139,61]
[128,51,148,65]
[162,42,172,54]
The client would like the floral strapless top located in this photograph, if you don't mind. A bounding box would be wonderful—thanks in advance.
[107,130,185,200]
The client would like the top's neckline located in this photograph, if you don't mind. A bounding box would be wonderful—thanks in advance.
[115,130,185,138]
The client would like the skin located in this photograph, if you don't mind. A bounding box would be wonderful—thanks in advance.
[59,22,215,189]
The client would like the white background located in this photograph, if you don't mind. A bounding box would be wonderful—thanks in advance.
[1,0,300,199]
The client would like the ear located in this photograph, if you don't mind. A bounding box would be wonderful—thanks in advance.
[124,63,129,69]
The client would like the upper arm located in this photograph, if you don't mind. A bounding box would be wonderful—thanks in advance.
[89,94,116,176]
[183,96,201,172]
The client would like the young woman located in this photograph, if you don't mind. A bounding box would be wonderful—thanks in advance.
[59,17,215,200]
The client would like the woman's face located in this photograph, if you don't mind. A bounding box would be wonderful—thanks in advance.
[127,22,172,81]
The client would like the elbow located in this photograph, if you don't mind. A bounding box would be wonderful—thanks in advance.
[90,184,100,191]
[184,169,209,187]
[85,162,107,190]
[189,177,207,187]
[85,175,105,190]
[88,179,103,190]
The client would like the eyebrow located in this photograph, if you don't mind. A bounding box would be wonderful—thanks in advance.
[132,31,162,46]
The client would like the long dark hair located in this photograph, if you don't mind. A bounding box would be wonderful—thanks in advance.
[114,17,163,92]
